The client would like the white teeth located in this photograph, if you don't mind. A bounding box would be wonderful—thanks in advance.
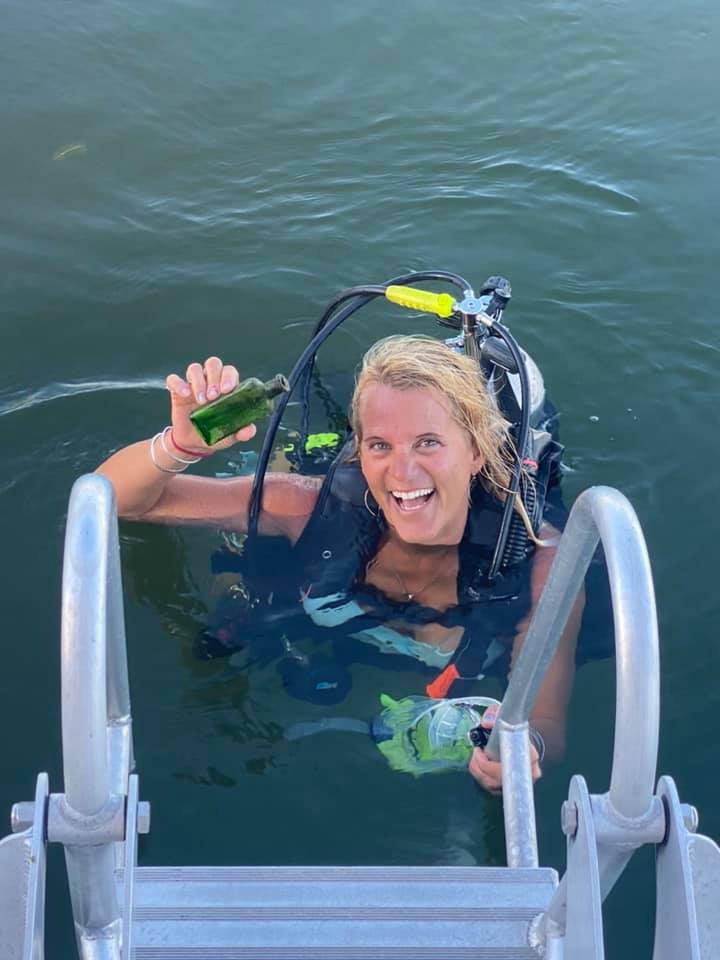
[391,488,434,501]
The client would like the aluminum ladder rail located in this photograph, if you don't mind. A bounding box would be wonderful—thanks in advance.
[56,473,143,960]
[484,485,720,959]
[0,474,145,960]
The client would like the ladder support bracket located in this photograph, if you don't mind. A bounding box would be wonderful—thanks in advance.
[592,793,666,847]
[47,793,126,846]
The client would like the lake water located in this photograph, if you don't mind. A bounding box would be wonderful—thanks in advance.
[1,0,718,955]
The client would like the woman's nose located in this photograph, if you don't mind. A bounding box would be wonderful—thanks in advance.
[388,448,417,484]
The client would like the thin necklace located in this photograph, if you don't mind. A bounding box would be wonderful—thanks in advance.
[367,547,454,602]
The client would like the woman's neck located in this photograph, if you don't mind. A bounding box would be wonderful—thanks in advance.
[382,531,460,564]
[366,533,459,608]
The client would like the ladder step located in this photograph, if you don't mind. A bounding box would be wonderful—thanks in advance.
[134,949,537,959]
[134,906,536,921]
[119,865,555,957]
[128,865,555,908]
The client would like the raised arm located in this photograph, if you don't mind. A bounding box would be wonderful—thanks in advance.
[96,356,320,541]
[468,523,584,793]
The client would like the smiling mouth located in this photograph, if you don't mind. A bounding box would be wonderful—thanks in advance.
[390,488,435,512]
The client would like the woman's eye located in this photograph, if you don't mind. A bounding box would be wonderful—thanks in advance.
[368,441,389,451]
[418,437,440,448]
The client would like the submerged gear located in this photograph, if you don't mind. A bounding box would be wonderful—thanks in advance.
[283,432,345,475]
[373,694,500,776]
[283,694,501,777]
[277,639,352,705]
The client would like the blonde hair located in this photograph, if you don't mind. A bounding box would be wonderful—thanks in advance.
[350,335,514,498]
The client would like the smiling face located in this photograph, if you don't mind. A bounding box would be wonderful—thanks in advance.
[357,383,484,546]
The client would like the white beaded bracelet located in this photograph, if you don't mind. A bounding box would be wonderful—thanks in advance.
[149,432,188,474]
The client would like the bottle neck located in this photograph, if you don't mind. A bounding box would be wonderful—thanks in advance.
[263,374,290,399]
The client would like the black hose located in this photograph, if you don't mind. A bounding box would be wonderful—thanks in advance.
[485,321,532,581]
[501,474,538,567]
[297,286,387,455]
[297,271,470,442]
[248,287,386,540]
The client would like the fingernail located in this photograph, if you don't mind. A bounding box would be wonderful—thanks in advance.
[207,386,218,400]
[221,380,233,392]
[197,391,206,404]
[181,386,192,398]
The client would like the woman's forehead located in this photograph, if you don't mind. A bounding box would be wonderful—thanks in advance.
[358,383,456,435]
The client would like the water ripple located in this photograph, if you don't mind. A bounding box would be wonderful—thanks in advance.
[0,377,164,419]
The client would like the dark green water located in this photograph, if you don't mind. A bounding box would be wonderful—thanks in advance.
[1,0,719,954]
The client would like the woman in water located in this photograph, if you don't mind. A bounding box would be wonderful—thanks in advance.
[96,336,582,793]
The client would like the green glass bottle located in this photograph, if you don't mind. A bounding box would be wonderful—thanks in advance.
[189,374,289,446]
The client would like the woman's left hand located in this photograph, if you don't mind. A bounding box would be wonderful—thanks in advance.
[467,705,542,795]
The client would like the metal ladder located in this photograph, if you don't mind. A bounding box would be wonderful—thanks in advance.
[1,474,718,959]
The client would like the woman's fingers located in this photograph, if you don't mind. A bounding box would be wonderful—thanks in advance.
[235,423,257,443]
[165,373,192,401]
[529,743,542,782]
[481,704,499,729]
[197,423,256,452]
[203,356,223,401]
[186,362,208,404]
[167,359,240,406]
[468,748,503,795]
[163,359,250,455]
[468,736,543,794]
[220,365,239,394]
[202,357,239,400]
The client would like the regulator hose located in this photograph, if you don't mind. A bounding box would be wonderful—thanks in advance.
[483,320,532,580]
[248,286,385,541]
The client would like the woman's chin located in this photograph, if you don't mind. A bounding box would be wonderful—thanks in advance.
[386,504,452,546]
[386,502,467,548]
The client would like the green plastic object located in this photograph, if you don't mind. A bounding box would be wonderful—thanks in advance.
[373,693,500,776]
[284,432,342,455]
[304,432,342,451]
[190,374,289,446]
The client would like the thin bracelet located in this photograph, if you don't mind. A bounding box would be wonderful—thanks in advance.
[528,726,546,765]
[150,432,188,474]
[159,426,202,465]
[170,429,211,459]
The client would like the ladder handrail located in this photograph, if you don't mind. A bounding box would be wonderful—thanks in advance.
[60,474,134,958]
[61,473,133,813]
[487,486,660,862]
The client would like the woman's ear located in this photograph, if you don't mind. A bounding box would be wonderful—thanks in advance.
[471,449,485,477]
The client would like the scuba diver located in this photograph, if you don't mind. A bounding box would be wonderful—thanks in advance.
[96,272,586,794]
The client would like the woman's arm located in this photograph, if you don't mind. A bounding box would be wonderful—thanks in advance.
[95,356,321,542]
[518,522,584,764]
[468,523,585,792]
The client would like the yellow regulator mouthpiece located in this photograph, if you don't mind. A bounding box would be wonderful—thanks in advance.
[385,285,456,319]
